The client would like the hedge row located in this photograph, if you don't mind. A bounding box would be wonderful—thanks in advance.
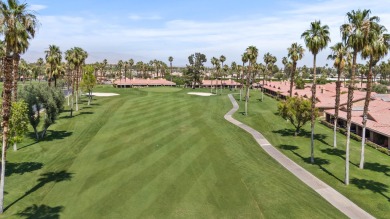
[319,120,390,156]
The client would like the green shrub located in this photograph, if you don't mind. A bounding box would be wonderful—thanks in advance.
[372,84,388,94]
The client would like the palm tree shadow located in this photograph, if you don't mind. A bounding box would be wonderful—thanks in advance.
[364,162,390,176]
[5,171,73,212]
[273,128,330,146]
[351,178,390,202]
[321,148,359,168]
[5,162,43,177]
[279,144,343,183]
[17,204,63,219]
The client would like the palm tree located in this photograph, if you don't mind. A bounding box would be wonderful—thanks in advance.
[231,61,237,89]
[287,43,305,97]
[117,60,123,80]
[341,9,379,185]
[102,59,107,79]
[45,45,62,87]
[36,57,44,82]
[241,53,249,101]
[128,59,134,79]
[263,53,277,83]
[168,56,173,81]
[359,24,390,169]
[12,27,29,100]
[211,57,219,94]
[328,42,349,148]
[219,55,226,93]
[302,20,331,164]
[245,46,258,115]
[0,0,37,213]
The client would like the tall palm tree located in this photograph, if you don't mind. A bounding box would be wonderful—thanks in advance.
[211,57,219,94]
[128,58,134,79]
[287,43,305,97]
[263,53,277,83]
[219,55,226,93]
[45,45,62,87]
[0,0,37,213]
[117,60,123,79]
[102,59,107,79]
[245,46,258,115]
[36,57,44,82]
[168,56,173,81]
[328,42,349,148]
[231,61,237,88]
[302,20,331,164]
[340,9,379,185]
[359,24,390,169]
[241,53,249,101]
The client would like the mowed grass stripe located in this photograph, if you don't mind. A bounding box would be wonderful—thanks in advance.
[2,87,347,218]
[75,128,205,218]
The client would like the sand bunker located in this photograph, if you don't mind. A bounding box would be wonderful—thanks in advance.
[187,92,215,96]
[90,92,119,97]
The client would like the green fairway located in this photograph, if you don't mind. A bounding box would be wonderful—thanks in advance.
[2,87,347,218]
[141,86,183,93]
[233,91,390,219]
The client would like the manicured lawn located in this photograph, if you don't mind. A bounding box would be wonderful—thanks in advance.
[1,86,346,218]
[233,90,390,219]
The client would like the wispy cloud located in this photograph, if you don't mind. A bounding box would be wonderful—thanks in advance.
[128,14,162,21]
[23,0,390,66]
[30,4,47,11]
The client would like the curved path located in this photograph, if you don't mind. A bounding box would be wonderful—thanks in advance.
[224,94,374,219]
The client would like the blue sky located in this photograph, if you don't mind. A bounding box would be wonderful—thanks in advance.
[24,0,390,67]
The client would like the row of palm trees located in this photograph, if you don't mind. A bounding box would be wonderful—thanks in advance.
[279,9,389,185]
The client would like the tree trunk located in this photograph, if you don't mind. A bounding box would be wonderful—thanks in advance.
[33,126,39,140]
[359,59,373,169]
[12,54,20,102]
[334,68,342,148]
[245,64,251,115]
[0,55,13,213]
[54,74,57,87]
[13,143,17,151]
[289,63,296,97]
[310,54,317,164]
[345,51,358,185]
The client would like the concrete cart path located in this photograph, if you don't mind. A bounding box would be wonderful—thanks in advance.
[224,94,374,219]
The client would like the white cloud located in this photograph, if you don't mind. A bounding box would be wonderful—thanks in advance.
[128,14,162,21]
[30,4,47,11]
[23,0,390,67]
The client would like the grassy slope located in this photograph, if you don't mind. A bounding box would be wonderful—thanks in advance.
[233,91,390,219]
[2,86,345,218]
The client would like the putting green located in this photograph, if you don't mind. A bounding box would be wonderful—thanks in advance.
[2,87,345,218]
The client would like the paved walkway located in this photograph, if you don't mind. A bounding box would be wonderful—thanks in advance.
[224,94,374,219]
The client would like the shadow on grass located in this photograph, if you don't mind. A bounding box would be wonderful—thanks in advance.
[5,171,73,212]
[17,205,63,219]
[43,130,73,142]
[321,148,359,168]
[364,162,390,176]
[351,178,390,202]
[5,162,43,177]
[273,128,330,146]
[279,144,344,183]
[60,111,94,119]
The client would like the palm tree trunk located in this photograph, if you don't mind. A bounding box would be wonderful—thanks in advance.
[12,54,20,101]
[245,64,251,115]
[359,59,373,169]
[345,51,358,185]
[334,69,342,148]
[0,55,14,213]
[310,54,317,164]
[13,143,17,151]
[289,63,296,97]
